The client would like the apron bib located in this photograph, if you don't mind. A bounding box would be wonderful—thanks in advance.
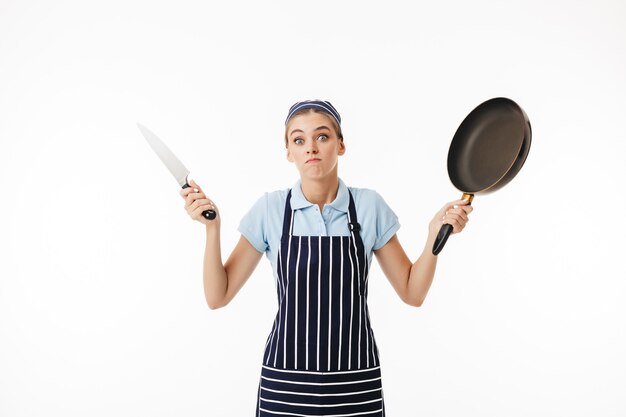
[256,190,385,416]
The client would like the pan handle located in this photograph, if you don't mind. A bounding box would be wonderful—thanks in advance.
[432,193,473,255]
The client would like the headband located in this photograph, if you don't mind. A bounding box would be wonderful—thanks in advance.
[285,100,341,127]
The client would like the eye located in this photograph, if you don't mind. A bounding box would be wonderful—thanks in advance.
[317,134,329,141]
[293,138,304,145]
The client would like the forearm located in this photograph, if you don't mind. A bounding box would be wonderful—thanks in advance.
[376,233,438,307]
[405,239,438,307]
[404,200,471,306]
[405,197,473,306]
[202,225,228,309]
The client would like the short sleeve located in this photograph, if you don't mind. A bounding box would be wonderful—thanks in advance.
[372,192,400,250]
[238,193,269,254]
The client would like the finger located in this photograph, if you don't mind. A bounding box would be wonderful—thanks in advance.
[444,212,465,225]
[446,213,470,233]
[451,199,471,207]
[194,199,214,210]
[186,191,209,208]
[192,204,217,220]
[180,186,195,198]
[442,200,473,222]
[188,179,203,193]
[447,207,469,222]
[190,198,214,212]
[444,217,463,233]
[438,199,469,216]
[187,190,206,202]
[188,198,213,214]
[449,200,471,212]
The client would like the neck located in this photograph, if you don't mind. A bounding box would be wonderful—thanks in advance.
[300,176,340,211]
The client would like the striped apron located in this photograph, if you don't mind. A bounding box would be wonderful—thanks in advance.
[256,190,385,416]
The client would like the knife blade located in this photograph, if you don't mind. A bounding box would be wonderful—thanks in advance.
[137,123,216,220]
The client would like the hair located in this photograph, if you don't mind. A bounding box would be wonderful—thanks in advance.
[284,108,344,148]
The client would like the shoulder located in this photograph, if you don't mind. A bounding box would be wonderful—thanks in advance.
[347,186,390,208]
[239,187,291,253]
[258,187,290,210]
[347,185,398,223]
[346,185,400,251]
[242,187,291,219]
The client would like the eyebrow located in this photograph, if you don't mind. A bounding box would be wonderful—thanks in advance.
[289,126,332,137]
[314,125,331,132]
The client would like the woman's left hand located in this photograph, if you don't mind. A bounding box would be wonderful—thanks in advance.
[428,199,473,238]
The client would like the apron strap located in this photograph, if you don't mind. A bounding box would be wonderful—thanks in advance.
[347,191,363,244]
[347,191,360,232]
[281,189,294,239]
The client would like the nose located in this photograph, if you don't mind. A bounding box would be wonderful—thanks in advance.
[307,140,319,154]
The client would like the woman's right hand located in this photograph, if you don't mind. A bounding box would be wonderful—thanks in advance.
[180,179,219,227]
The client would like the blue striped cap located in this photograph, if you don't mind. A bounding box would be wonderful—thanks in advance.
[285,100,341,126]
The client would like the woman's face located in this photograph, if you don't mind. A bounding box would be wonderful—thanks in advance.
[286,111,345,181]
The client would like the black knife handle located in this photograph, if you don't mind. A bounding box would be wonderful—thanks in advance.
[182,183,217,220]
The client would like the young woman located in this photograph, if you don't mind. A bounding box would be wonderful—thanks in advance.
[181,100,472,416]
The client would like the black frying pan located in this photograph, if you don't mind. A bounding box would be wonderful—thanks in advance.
[432,97,532,255]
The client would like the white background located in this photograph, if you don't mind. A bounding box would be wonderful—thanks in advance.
[1,0,625,416]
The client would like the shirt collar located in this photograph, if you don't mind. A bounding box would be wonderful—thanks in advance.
[290,178,350,213]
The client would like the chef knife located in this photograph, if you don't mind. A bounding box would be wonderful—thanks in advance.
[137,123,216,220]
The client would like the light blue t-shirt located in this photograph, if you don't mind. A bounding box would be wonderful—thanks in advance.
[238,178,400,276]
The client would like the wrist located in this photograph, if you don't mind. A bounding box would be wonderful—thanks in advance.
[205,222,220,236]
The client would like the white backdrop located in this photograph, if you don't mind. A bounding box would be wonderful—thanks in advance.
[1,0,625,416]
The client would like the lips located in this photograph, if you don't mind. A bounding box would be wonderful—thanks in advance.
[306,158,321,164]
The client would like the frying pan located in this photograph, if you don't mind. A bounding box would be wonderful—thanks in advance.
[432,97,532,255]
